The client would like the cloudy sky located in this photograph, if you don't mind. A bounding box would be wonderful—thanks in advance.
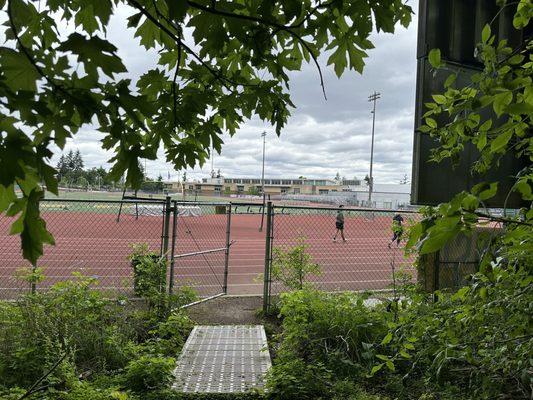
[51,1,419,184]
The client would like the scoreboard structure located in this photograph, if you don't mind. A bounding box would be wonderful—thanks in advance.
[411,0,531,208]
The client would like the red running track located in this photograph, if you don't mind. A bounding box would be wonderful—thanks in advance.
[0,211,416,298]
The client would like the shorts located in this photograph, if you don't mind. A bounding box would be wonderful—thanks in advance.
[336,222,344,230]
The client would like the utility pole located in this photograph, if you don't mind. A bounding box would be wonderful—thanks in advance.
[368,91,381,207]
[259,131,267,232]
[211,144,214,176]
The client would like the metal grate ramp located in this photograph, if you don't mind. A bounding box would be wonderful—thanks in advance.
[172,325,271,393]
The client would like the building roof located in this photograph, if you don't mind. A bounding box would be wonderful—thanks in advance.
[347,183,411,194]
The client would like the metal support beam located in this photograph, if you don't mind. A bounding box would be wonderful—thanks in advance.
[223,204,232,294]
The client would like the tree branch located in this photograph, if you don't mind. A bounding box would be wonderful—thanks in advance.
[186,0,327,99]
[17,352,68,400]
[474,211,532,227]
[127,0,232,90]
[289,0,339,28]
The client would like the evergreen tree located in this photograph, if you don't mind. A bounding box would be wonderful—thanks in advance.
[57,155,68,178]
[73,150,84,173]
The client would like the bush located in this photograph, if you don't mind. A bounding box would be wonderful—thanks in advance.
[268,267,532,399]
[129,243,166,299]
[0,276,137,388]
[124,356,175,392]
[59,383,119,400]
[270,237,321,290]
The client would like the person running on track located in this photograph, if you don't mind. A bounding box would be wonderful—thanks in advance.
[333,205,346,242]
[388,213,404,248]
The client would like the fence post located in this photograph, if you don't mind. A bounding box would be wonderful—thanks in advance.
[433,250,440,302]
[161,196,172,293]
[168,200,178,295]
[223,204,232,294]
[31,264,37,294]
[263,201,273,313]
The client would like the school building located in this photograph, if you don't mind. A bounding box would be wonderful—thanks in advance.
[165,177,362,196]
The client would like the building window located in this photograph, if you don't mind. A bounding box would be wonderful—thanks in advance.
[293,188,300,194]
[281,180,292,185]
[251,179,260,184]
[188,185,194,190]
[271,180,281,185]
[384,201,392,209]
[225,179,233,184]
[214,186,222,192]
[319,189,329,194]
[237,185,244,192]
[242,179,251,184]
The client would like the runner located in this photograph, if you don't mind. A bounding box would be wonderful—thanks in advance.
[388,213,404,248]
[333,205,346,242]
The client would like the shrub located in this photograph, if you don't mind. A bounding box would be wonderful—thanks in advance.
[380,266,533,399]
[129,243,166,299]
[266,359,332,400]
[124,356,175,392]
[0,276,136,388]
[270,237,321,290]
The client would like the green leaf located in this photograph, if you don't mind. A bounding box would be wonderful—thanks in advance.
[516,180,533,200]
[420,216,461,254]
[0,185,15,212]
[425,117,437,128]
[370,364,383,375]
[481,24,491,43]
[20,190,55,265]
[490,129,513,152]
[432,95,447,104]
[376,354,389,361]
[506,102,533,115]
[165,0,189,22]
[58,33,127,78]
[428,48,442,68]
[0,47,40,92]
[479,182,498,201]
[381,332,393,345]
[493,91,513,117]
[444,73,456,88]
[385,361,395,371]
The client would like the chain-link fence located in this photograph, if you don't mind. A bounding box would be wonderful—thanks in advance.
[3,197,483,305]
[263,203,421,309]
[0,199,167,299]
[169,202,230,298]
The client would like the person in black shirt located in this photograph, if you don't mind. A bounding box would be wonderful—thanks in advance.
[388,213,404,248]
[333,205,346,242]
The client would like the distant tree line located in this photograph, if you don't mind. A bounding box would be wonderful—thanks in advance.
[56,150,165,192]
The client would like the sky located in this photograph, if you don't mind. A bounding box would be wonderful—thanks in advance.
[49,1,420,184]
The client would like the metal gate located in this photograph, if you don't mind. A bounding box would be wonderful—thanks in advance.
[169,201,232,301]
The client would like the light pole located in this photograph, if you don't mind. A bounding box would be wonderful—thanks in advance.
[368,91,380,207]
[259,131,267,232]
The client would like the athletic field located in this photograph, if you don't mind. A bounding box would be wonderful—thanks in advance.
[0,200,418,298]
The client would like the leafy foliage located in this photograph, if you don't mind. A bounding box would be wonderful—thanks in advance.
[0,0,412,263]
[270,236,321,290]
[268,272,532,399]
[410,5,533,257]
[129,243,197,318]
[0,276,137,388]
[0,273,195,397]
[266,289,388,399]
[123,355,175,392]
